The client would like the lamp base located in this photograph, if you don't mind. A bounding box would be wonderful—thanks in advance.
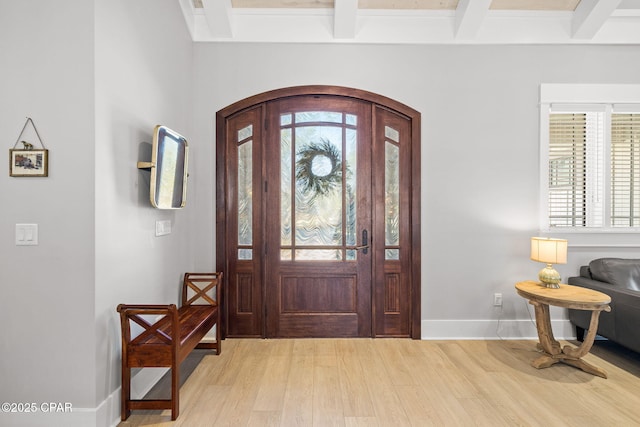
[538,264,561,288]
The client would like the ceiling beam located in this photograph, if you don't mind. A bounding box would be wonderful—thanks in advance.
[202,0,233,38]
[455,0,491,39]
[572,0,622,39]
[334,0,358,39]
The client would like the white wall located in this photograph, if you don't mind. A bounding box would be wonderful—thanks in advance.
[191,43,640,339]
[94,0,195,425]
[1,1,195,426]
[0,0,96,420]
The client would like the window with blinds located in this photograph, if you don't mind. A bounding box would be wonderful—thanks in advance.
[547,108,639,229]
[611,113,640,227]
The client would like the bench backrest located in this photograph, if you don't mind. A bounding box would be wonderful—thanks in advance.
[182,272,222,306]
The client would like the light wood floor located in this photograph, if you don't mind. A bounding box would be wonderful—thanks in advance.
[118,338,640,426]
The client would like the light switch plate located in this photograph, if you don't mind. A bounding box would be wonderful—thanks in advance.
[16,224,38,246]
[155,220,172,236]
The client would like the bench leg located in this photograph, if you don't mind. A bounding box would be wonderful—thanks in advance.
[217,323,222,355]
[121,365,131,421]
[171,360,179,420]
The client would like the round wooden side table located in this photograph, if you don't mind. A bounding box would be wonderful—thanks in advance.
[515,280,611,378]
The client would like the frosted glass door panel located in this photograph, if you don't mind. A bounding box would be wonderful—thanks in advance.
[280,112,357,261]
[238,125,253,260]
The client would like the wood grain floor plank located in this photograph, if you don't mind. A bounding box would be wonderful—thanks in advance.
[357,340,413,426]
[253,343,291,411]
[335,339,376,418]
[280,339,315,426]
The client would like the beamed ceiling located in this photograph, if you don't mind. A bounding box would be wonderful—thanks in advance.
[179,0,640,43]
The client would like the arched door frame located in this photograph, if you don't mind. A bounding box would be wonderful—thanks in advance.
[216,85,421,339]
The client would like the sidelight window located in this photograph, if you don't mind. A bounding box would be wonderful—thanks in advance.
[238,124,253,259]
[385,126,400,260]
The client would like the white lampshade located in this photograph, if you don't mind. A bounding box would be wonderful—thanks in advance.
[530,237,567,264]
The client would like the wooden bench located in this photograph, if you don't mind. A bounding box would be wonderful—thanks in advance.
[117,272,222,421]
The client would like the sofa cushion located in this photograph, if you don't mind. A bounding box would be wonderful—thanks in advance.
[589,258,640,291]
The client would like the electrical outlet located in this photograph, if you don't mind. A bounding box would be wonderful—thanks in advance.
[493,293,503,307]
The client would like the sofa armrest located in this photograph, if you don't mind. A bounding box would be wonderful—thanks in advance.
[579,265,591,278]
[567,277,615,339]
[568,276,640,347]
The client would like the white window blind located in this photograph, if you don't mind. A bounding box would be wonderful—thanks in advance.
[548,112,604,227]
[611,113,640,227]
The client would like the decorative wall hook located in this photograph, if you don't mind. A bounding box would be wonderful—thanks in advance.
[13,117,47,150]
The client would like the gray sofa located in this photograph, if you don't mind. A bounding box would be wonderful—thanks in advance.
[568,258,640,354]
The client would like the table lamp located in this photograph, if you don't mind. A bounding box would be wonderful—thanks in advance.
[530,237,568,288]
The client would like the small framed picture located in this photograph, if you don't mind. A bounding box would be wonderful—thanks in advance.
[9,149,48,177]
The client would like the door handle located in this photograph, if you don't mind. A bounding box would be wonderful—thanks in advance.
[355,229,369,254]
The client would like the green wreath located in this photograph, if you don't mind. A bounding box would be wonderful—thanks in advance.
[296,138,342,198]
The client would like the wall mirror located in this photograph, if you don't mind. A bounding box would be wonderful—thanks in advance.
[137,125,189,209]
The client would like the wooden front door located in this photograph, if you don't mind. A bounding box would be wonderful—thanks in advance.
[217,86,421,339]
[264,96,372,337]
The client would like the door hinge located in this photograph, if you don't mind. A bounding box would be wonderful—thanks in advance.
[264,118,268,130]
[264,181,268,192]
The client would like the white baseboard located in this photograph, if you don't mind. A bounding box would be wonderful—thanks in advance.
[102,367,169,427]
[421,319,576,340]
[0,366,169,427]
[46,368,169,427]
[0,407,96,427]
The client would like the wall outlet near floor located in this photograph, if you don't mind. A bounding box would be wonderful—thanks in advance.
[493,293,503,307]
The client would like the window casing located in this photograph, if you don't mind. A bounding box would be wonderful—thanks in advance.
[542,100,640,230]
